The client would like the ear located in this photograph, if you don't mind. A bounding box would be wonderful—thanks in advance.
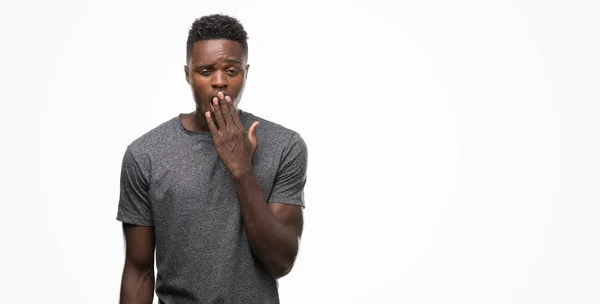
[245,64,250,79]
[184,65,190,84]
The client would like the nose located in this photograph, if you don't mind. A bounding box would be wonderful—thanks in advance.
[212,70,227,89]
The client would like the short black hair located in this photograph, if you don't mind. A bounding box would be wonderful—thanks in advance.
[186,14,249,62]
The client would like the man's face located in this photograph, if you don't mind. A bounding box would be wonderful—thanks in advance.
[185,39,248,116]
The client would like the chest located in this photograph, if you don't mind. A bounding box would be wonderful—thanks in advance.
[146,143,279,221]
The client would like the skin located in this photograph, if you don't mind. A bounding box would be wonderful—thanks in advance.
[181,39,248,132]
[120,224,155,304]
[120,39,304,303]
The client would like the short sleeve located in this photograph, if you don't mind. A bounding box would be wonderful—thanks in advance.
[267,132,308,208]
[116,147,154,226]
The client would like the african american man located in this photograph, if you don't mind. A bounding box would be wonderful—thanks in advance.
[116,14,308,304]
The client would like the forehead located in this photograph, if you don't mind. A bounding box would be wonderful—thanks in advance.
[189,39,245,65]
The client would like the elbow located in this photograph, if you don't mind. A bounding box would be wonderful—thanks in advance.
[262,234,301,279]
[268,253,297,279]
[269,262,294,280]
[270,238,300,279]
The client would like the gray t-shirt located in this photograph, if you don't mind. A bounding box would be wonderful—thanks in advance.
[116,109,308,304]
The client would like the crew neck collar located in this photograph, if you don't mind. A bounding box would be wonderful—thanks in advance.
[175,109,248,140]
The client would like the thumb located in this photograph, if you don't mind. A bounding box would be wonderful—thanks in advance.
[248,121,260,149]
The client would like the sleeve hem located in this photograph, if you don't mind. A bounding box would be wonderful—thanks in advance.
[267,199,305,209]
[116,214,154,227]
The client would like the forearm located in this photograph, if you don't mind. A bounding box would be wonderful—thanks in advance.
[120,265,155,304]
[234,171,298,279]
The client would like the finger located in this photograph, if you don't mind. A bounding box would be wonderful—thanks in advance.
[212,96,225,129]
[205,111,219,134]
[226,95,243,129]
[217,92,234,127]
[248,121,260,150]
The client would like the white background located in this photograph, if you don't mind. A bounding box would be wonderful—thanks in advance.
[1,0,599,303]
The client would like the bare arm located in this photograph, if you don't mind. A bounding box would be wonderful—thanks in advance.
[234,172,304,279]
[120,223,155,304]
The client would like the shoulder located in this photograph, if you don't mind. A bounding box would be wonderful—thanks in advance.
[240,109,306,149]
[126,116,179,159]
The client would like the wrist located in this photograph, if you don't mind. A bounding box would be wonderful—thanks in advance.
[232,168,254,182]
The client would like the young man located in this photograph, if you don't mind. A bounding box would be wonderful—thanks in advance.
[116,14,307,304]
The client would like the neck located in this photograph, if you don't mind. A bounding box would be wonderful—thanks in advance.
[179,110,210,132]
[183,107,241,132]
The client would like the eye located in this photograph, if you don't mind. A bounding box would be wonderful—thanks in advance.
[227,69,239,76]
[198,69,211,76]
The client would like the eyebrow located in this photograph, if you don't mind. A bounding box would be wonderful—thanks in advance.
[196,59,243,68]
